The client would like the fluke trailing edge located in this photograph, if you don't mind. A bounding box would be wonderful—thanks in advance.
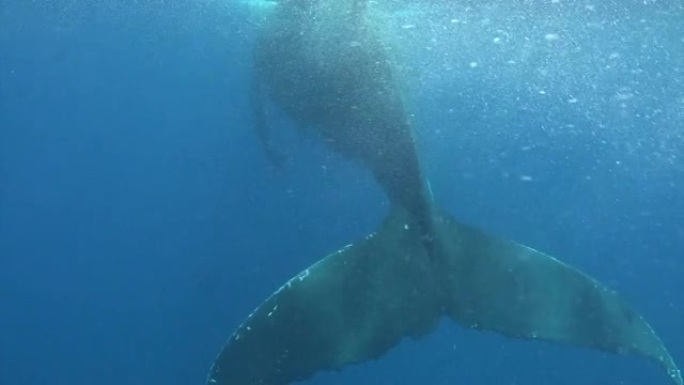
[207,1,682,384]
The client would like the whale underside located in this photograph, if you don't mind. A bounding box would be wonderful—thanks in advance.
[208,0,681,384]
[250,0,434,236]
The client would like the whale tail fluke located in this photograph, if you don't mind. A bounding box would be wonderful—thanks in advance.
[434,213,681,385]
[206,207,681,385]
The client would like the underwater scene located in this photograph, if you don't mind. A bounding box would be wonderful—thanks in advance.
[1,1,682,384]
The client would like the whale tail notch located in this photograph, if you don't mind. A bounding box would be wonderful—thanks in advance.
[206,207,682,385]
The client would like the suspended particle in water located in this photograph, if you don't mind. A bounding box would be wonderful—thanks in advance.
[544,33,560,41]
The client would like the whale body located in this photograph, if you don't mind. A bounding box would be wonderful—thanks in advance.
[207,1,682,384]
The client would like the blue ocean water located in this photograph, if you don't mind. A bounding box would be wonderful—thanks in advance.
[0,1,682,384]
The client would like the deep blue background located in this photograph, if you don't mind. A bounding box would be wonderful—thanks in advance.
[1,1,682,384]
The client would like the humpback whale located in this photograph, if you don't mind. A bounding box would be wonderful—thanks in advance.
[208,1,682,384]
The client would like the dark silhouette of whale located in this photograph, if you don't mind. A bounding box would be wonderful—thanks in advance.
[207,1,682,384]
